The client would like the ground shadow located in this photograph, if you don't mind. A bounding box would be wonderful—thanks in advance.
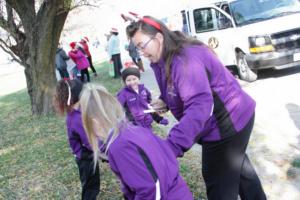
[258,66,300,80]
[286,103,300,131]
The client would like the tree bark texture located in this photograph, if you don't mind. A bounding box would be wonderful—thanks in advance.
[1,0,71,115]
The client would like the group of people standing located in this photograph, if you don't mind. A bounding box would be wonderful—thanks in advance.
[54,15,267,200]
[55,37,98,83]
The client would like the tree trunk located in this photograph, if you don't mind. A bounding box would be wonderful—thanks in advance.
[10,1,71,115]
[2,0,72,115]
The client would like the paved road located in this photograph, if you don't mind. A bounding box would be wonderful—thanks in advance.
[141,60,300,200]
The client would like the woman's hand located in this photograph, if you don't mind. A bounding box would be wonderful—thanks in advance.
[151,99,168,114]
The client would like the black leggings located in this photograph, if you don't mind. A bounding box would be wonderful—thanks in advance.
[202,115,266,200]
[111,54,123,78]
[76,156,100,200]
[87,56,97,74]
[57,68,69,79]
[80,68,90,82]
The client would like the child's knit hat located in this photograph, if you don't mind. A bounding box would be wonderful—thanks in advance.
[121,67,140,82]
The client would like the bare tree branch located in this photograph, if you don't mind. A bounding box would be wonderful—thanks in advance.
[6,0,36,33]
[54,0,99,15]
[0,38,22,64]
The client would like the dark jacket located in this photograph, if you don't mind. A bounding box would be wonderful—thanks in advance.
[127,40,140,59]
[55,48,69,70]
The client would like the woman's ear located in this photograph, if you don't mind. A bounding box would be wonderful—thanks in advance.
[155,32,164,44]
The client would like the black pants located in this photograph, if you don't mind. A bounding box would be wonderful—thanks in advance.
[111,54,122,78]
[151,112,163,123]
[76,156,100,200]
[57,68,69,79]
[87,56,97,74]
[80,68,90,82]
[202,115,266,200]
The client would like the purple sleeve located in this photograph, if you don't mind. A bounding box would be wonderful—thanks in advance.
[117,90,126,106]
[108,143,157,199]
[66,115,93,159]
[73,121,92,150]
[166,56,214,157]
[66,120,81,158]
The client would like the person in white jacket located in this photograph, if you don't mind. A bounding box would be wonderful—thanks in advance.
[107,28,123,78]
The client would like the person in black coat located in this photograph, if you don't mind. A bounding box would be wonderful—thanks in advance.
[55,45,70,80]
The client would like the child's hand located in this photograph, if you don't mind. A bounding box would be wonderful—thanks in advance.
[151,99,168,114]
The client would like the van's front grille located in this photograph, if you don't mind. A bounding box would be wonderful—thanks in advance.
[271,28,300,51]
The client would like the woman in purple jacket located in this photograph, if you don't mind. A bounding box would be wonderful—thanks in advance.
[54,79,99,200]
[126,16,266,200]
[80,83,193,200]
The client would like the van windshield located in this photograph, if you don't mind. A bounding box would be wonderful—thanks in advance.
[230,0,300,26]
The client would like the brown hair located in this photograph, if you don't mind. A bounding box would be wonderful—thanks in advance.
[53,79,83,115]
[126,16,204,84]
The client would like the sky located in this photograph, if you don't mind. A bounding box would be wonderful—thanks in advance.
[63,0,186,43]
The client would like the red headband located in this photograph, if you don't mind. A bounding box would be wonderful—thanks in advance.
[142,17,161,31]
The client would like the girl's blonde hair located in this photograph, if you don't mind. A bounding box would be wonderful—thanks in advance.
[80,83,125,167]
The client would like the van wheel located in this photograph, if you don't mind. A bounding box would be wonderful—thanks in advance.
[236,52,257,82]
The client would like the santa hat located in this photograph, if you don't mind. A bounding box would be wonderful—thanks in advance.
[69,42,76,49]
[121,67,140,82]
[82,36,89,42]
[110,27,118,33]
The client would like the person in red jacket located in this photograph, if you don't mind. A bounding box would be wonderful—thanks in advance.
[79,37,98,77]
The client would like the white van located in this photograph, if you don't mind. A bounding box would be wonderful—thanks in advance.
[181,0,300,82]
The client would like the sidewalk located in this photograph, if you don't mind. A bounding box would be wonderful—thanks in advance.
[0,62,26,97]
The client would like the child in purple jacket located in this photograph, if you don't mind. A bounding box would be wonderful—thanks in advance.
[54,79,99,200]
[117,67,168,129]
[80,83,193,200]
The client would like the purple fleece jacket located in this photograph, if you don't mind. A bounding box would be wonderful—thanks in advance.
[117,84,154,128]
[66,109,93,159]
[150,45,256,157]
[102,123,193,200]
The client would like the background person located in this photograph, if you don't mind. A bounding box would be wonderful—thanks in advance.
[126,16,266,200]
[79,37,98,77]
[55,44,70,80]
[68,42,90,82]
[125,39,145,72]
[107,28,123,78]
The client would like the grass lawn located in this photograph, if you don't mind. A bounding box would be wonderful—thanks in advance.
[0,62,206,199]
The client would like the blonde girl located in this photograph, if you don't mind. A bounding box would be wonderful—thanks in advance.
[80,83,193,200]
